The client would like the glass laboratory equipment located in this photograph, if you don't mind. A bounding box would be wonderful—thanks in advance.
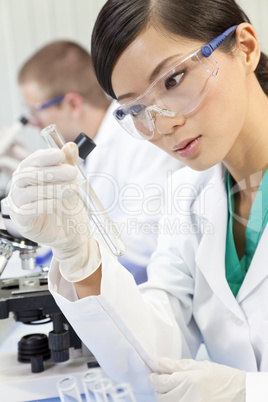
[41,124,126,257]
[110,383,136,401]
[57,376,82,402]
[92,377,114,402]
[82,368,103,401]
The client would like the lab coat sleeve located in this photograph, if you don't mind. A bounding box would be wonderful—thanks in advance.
[49,238,199,393]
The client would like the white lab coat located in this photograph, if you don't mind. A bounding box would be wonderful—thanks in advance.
[49,162,268,399]
[83,101,181,283]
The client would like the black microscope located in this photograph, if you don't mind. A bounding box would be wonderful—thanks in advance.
[0,198,99,375]
[0,133,99,375]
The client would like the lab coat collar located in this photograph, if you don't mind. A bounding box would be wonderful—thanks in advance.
[190,164,227,221]
[194,163,268,312]
[194,164,246,319]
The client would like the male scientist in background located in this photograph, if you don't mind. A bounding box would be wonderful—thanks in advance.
[18,40,182,284]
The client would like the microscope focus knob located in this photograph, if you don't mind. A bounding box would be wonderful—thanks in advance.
[18,333,51,373]
[48,330,70,363]
[48,312,70,363]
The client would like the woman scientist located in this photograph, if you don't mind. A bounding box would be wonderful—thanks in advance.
[5,0,268,400]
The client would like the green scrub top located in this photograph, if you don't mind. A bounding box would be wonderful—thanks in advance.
[225,169,268,297]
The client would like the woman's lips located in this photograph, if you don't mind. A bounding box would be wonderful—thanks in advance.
[173,135,202,158]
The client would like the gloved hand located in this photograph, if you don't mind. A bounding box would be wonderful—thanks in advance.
[6,143,101,282]
[150,357,246,402]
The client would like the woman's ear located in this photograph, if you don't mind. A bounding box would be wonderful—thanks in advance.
[235,23,261,74]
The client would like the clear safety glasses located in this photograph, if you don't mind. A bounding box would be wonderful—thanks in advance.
[113,25,237,140]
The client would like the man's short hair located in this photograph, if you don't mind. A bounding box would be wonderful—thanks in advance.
[18,40,109,108]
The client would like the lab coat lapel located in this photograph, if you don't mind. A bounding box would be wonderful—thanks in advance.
[236,224,268,302]
[194,167,244,319]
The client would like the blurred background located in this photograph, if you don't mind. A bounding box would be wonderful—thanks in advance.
[0,0,107,152]
[0,2,267,399]
[0,0,267,151]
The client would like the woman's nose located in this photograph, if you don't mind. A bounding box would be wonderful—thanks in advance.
[155,114,186,136]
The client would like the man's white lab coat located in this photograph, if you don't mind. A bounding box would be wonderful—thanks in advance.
[49,162,268,400]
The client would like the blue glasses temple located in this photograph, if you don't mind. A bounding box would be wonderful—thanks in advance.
[201,25,237,57]
[38,95,65,110]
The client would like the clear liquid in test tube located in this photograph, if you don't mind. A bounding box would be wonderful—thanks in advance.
[41,124,126,257]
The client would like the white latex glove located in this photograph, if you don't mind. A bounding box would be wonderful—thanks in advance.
[150,358,246,402]
[6,143,101,282]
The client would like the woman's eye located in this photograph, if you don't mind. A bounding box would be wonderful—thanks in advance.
[165,70,185,90]
[129,104,145,117]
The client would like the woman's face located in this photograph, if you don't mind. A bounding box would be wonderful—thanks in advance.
[111,27,249,171]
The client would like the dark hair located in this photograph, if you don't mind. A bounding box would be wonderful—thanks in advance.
[91,0,268,98]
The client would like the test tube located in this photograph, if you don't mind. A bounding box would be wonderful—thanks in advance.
[92,377,114,402]
[56,376,82,402]
[41,124,126,257]
[82,368,103,401]
[110,383,136,401]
